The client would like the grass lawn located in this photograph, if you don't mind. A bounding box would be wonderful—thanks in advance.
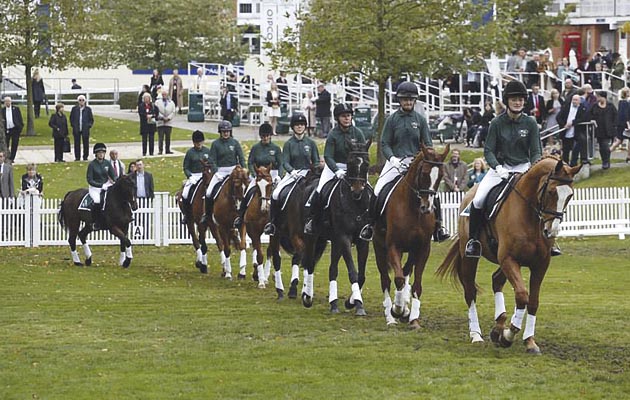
[1,237,629,399]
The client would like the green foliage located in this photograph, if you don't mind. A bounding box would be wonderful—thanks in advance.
[103,0,246,70]
[1,238,629,398]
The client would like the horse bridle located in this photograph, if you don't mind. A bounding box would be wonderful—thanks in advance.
[513,172,574,225]
[409,158,444,199]
[345,150,370,184]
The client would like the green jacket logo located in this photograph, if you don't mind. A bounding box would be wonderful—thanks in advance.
[519,129,528,137]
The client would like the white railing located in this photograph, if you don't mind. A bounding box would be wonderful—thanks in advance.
[1,188,629,247]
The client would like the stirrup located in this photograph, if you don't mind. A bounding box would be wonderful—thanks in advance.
[433,227,450,243]
[359,224,373,241]
[465,239,482,258]
[304,219,315,235]
[263,223,276,236]
[550,244,562,257]
[233,216,243,229]
[200,213,210,224]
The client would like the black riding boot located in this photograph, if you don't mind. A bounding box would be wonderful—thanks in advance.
[432,196,450,243]
[263,199,280,235]
[234,188,256,228]
[303,191,321,235]
[465,205,483,258]
[359,194,378,241]
[181,199,191,224]
[200,196,214,225]
[91,203,103,231]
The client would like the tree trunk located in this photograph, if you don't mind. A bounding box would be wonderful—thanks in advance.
[0,100,5,154]
[375,78,386,168]
[25,64,36,137]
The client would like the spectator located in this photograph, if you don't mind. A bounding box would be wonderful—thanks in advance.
[20,163,43,195]
[139,92,158,156]
[302,91,317,137]
[266,82,281,135]
[149,69,164,101]
[109,149,125,180]
[3,96,24,162]
[588,91,618,170]
[192,68,208,94]
[71,79,82,90]
[315,83,332,138]
[463,107,481,147]
[168,69,184,114]
[48,103,69,163]
[276,71,289,103]
[610,87,630,161]
[138,84,151,107]
[31,69,46,118]
[69,95,94,161]
[0,151,15,198]
[219,86,238,125]
[545,88,564,132]
[442,149,468,192]
[131,159,154,199]
[127,161,137,175]
[561,78,578,102]
[587,63,603,90]
[525,53,541,88]
[556,94,589,166]
[582,84,597,110]
[467,158,487,189]
[525,84,546,126]
[155,89,176,155]
[477,101,495,147]
[226,71,237,93]
[610,53,626,94]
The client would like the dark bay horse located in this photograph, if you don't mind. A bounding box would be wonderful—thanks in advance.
[242,165,273,288]
[206,165,249,280]
[436,156,581,353]
[58,174,138,267]
[301,144,372,316]
[373,144,450,327]
[177,160,213,273]
[268,166,326,300]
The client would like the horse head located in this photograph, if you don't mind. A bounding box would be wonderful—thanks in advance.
[255,165,273,212]
[114,174,138,211]
[528,157,582,239]
[346,141,370,198]
[229,165,249,211]
[409,144,450,214]
[200,157,213,185]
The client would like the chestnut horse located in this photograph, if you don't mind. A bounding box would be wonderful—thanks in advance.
[372,144,449,327]
[206,165,249,280]
[436,156,581,354]
[177,160,213,273]
[58,174,138,267]
[242,165,274,288]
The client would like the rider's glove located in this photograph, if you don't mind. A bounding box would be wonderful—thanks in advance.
[495,165,510,180]
[290,170,299,179]
[335,169,346,179]
[390,156,402,170]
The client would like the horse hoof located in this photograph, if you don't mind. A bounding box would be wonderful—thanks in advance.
[122,258,131,268]
[302,294,313,308]
[195,260,204,270]
[288,285,298,299]
[74,262,84,267]
[276,289,284,300]
[526,345,542,355]
[390,307,404,319]
[330,299,339,314]
[409,319,421,330]
[85,257,92,267]
[252,268,259,282]
[237,273,246,280]
[258,282,266,289]
[470,332,484,343]
[199,265,208,274]
[354,302,367,317]
[499,334,514,348]
[344,298,356,310]
[224,273,232,281]
[490,328,501,344]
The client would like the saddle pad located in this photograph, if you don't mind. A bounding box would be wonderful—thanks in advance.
[375,175,403,217]
[210,178,229,201]
[320,179,341,210]
[278,179,301,211]
[78,193,93,211]
[460,174,517,220]
[188,179,204,204]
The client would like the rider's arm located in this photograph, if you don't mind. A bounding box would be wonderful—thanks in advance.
[275,144,284,176]
[247,145,256,176]
[418,115,433,147]
[380,115,395,161]
[209,144,219,173]
[105,160,116,181]
[236,142,246,169]
[86,163,99,187]
[281,141,294,173]
[483,121,500,169]
[323,135,338,172]
[528,119,542,164]
[310,140,320,166]
[183,151,193,178]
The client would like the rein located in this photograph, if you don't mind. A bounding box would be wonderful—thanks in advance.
[511,172,574,224]
[403,158,444,199]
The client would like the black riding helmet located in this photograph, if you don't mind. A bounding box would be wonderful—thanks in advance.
[192,130,205,143]
[333,103,353,121]
[502,80,528,105]
[259,122,273,137]
[93,143,106,154]
[396,81,419,99]
[290,113,307,129]
[218,120,232,132]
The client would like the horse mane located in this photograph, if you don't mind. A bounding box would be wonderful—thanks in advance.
[523,155,562,178]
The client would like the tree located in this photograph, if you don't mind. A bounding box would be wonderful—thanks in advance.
[266,0,564,164]
[106,0,245,71]
[0,0,111,136]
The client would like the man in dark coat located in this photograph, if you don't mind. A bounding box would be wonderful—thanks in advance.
[219,86,238,124]
[315,83,331,138]
[69,95,94,161]
[3,97,24,162]
[556,94,589,166]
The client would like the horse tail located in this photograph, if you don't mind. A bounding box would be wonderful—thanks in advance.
[58,192,71,231]
[435,234,462,288]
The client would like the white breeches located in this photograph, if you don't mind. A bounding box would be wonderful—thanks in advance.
[206,166,237,197]
[373,156,413,196]
[316,163,346,193]
[272,169,309,200]
[89,181,112,203]
[182,173,202,200]
[472,162,530,209]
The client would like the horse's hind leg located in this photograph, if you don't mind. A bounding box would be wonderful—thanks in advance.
[327,241,343,314]
[374,239,396,325]
[78,226,93,266]
[288,253,301,299]
[458,256,483,343]
[269,237,284,299]
[496,257,529,348]
[68,228,83,266]
[522,263,549,354]
[490,267,508,344]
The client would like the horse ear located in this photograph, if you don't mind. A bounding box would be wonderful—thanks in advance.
[555,159,563,173]
[420,144,429,157]
[441,144,450,161]
[365,138,372,151]
[570,163,583,176]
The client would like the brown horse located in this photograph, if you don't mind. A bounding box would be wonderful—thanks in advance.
[58,174,138,267]
[436,156,581,354]
[242,165,273,288]
[177,160,213,273]
[373,144,449,327]
[206,165,250,280]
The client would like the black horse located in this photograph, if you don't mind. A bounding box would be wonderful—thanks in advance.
[268,166,327,300]
[58,174,138,267]
[301,142,372,315]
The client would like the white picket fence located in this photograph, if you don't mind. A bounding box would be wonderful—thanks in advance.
[1,188,629,248]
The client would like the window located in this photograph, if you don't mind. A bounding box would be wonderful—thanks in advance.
[239,3,252,13]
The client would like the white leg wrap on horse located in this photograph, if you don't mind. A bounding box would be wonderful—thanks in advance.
[239,249,247,269]
[409,298,421,322]
[305,273,314,297]
[383,292,397,325]
[291,265,299,282]
[119,252,126,266]
[196,248,203,262]
[274,270,284,291]
[257,265,265,285]
[494,292,506,321]
[224,258,232,277]
[329,280,338,303]
[125,246,133,259]
[523,314,536,340]
[468,301,482,336]
[263,259,271,281]
[202,253,208,265]
[511,308,526,330]
[349,282,362,304]
[71,250,81,264]
[394,289,405,311]
[251,249,258,266]
[403,282,412,305]
[83,244,92,259]
[220,252,227,266]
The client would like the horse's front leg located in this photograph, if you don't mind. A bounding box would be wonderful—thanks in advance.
[110,225,132,268]
[339,236,366,316]
[269,236,284,299]
[387,244,407,319]
[220,228,232,280]
[490,267,508,344]
[327,239,343,314]
[301,238,318,308]
[197,223,209,274]
[251,233,266,288]
[236,227,248,280]
[407,243,431,329]
[78,225,93,266]
[68,226,83,266]
[522,262,550,355]
[497,256,529,348]
[374,237,396,325]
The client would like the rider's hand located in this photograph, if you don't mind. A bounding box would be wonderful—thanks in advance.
[101,183,108,189]
[335,169,346,179]
[495,165,510,179]
[290,170,299,179]
[389,156,402,170]
[273,176,281,184]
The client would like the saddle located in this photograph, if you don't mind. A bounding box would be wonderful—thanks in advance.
[374,175,403,217]
[278,178,302,211]
[209,178,229,201]
[79,190,108,211]
[461,173,519,220]
[320,179,341,209]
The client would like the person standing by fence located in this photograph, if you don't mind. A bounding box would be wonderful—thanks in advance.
[69,95,94,161]
[49,103,69,163]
